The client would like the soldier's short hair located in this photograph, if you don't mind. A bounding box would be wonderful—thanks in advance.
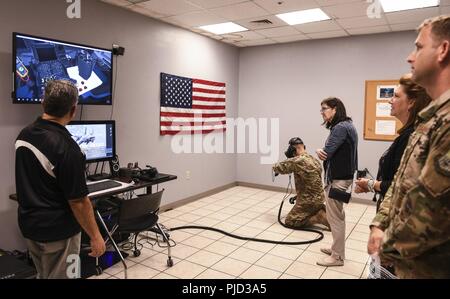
[42,80,78,118]
[418,14,450,43]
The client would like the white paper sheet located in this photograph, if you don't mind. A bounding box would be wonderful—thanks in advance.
[376,103,392,117]
[375,120,396,135]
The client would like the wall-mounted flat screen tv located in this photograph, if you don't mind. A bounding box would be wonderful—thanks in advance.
[13,32,113,105]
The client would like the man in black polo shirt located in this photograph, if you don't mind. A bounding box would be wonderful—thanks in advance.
[15,80,105,279]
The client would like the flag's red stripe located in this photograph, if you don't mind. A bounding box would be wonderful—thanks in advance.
[192,88,225,95]
[160,121,226,126]
[193,79,226,87]
[191,105,225,110]
[161,112,226,118]
[161,128,226,135]
[192,96,225,102]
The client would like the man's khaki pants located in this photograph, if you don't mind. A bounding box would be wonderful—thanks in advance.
[325,180,352,260]
[25,233,81,279]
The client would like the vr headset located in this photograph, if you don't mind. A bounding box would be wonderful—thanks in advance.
[285,137,305,158]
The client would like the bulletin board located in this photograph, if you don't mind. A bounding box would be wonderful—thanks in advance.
[364,80,403,141]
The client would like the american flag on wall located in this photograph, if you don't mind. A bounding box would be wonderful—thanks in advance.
[160,73,226,135]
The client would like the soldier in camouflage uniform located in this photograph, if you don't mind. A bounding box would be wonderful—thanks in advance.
[273,138,330,229]
[368,15,450,279]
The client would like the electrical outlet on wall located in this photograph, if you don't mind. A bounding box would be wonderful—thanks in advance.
[186,170,191,180]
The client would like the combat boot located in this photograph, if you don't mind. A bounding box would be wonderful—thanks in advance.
[308,209,331,231]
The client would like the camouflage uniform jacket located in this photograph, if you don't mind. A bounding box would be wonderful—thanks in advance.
[273,152,325,213]
[371,89,450,278]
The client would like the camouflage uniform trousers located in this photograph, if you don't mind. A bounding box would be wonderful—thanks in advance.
[285,200,328,229]
[272,152,330,229]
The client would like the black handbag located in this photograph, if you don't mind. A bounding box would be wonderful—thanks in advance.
[328,181,353,204]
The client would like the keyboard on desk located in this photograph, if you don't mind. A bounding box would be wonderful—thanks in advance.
[87,180,122,194]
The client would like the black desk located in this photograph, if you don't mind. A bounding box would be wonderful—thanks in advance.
[86,173,177,278]
[8,173,177,201]
[9,173,177,279]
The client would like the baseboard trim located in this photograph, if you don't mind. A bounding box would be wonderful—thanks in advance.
[236,181,288,193]
[237,181,375,206]
[161,180,375,212]
[160,182,237,212]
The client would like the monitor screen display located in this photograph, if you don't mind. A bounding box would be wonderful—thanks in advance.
[66,120,116,163]
[13,33,113,105]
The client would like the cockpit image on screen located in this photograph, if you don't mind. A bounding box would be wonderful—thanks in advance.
[66,121,115,163]
[13,33,113,105]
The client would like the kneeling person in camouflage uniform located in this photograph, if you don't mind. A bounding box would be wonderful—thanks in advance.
[273,138,330,229]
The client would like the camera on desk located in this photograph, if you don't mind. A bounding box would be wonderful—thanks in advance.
[118,167,140,179]
[119,164,158,182]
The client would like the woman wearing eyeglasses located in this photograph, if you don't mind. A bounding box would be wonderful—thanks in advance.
[316,97,358,267]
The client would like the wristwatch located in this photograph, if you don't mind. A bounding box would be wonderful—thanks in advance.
[368,179,375,193]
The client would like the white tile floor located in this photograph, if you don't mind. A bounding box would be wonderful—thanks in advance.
[89,186,376,279]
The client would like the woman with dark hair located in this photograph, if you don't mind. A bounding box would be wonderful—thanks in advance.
[316,97,358,267]
[355,74,431,211]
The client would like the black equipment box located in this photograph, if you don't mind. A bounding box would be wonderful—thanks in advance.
[0,254,37,279]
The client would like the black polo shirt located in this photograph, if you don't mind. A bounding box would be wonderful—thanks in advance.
[15,117,88,242]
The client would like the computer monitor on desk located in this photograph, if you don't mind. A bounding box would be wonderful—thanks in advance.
[66,120,115,180]
[66,120,115,162]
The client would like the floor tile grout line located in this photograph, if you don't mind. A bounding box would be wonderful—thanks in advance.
[115,187,372,279]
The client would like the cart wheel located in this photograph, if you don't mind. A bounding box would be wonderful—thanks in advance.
[95,266,103,276]
[167,258,174,267]
[133,249,141,257]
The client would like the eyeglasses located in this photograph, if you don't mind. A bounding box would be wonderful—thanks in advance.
[320,107,331,113]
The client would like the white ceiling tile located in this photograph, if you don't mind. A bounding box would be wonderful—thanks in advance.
[347,25,390,35]
[233,42,248,47]
[128,4,168,18]
[272,34,310,43]
[101,0,131,7]
[241,38,276,46]
[385,7,440,25]
[390,22,421,32]
[192,28,215,36]
[210,2,269,20]
[315,0,361,7]
[441,6,450,14]
[188,0,249,9]
[223,30,266,41]
[253,0,318,14]
[235,15,287,30]
[221,38,240,45]
[164,11,226,27]
[294,20,342,33]
[337,15,388,29]
[307,29,349,39]
[137,0,201,16]
[254,26,300,37]
[322,1,372,18]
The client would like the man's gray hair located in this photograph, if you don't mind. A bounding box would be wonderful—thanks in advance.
[42,80,78,118]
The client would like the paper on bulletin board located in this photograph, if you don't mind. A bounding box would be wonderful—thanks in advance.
[375,120,396,135]
[376,103,392,117]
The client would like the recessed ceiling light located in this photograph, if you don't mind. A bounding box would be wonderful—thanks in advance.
[379,0,440,13]
[276,8,330,26]
[198,22,248,35]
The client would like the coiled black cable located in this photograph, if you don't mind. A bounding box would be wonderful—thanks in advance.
[169,175,324,245]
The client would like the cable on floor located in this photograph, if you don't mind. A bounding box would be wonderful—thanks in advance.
[169,176,324,246]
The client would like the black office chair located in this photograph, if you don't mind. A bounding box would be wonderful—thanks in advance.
[95,189,173,278]
[118,190,173,265]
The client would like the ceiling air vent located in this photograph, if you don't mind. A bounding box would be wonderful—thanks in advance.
[250,19,273,25]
